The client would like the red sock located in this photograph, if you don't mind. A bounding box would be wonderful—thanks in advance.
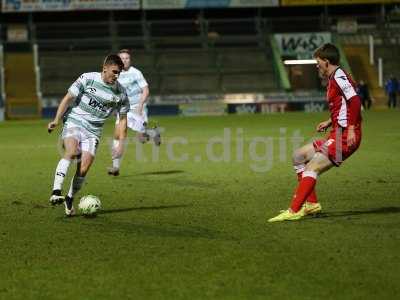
[307,190,318,203]
[290,172,317,212]
[297,172,318,203]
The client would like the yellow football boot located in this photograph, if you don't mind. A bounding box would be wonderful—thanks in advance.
[268,209,305,223]
[303,202,322,215]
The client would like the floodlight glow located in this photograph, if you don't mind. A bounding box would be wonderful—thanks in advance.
[283,59,317,65]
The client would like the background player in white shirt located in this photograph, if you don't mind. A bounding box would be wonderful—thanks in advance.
[48,54,129,216]
[108,49,160,176]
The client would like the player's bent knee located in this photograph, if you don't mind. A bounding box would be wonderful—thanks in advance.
[305,153,333,175]
[292,149,305,165]
[64,152,78,160]
[305,160,321,174]
[304,164,320,175]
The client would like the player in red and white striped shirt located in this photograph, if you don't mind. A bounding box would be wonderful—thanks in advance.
[269,43,362,222]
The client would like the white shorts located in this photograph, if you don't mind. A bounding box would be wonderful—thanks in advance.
[61,122,99,156]
[116,104,148,133]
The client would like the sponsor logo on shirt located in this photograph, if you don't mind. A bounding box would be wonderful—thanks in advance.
[88,98,108,113]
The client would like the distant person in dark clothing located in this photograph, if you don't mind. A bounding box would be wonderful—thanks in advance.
[357,80,372,110]
[385,76,398,108]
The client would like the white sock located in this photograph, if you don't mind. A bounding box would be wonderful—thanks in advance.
[53,158,71,191]
[113,158,121,169]
[113,139,119,150]
[67,176,85,198]
[112,139,122,169]
[145,128,157,138]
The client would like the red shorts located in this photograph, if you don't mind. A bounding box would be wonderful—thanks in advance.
[313,127,361,166]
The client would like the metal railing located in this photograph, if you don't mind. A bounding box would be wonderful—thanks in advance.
[23,15,399,49]
[3,13,398,101]
[37,45,279,97]
[33,43,42,100]
[0,44,6,105]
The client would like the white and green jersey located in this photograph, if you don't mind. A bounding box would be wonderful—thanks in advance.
[118,66,148,107]
[65,72,130,138]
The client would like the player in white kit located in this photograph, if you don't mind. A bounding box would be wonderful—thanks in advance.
[108,49,161,176]
[48,54,129,216]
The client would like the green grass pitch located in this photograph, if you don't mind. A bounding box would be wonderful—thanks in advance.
[0,111,399,299]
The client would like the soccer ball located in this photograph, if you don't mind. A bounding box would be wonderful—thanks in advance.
[78,195,101,216]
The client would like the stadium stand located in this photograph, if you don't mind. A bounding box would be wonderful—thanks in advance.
[0,44,4,109]
[39,51,105,97]
[35,22,112,51]
[36,17,279,99]
[343,44,386,107]
[2,4,399,110]
[339,25,400,107]
[4,52,40,118]
[38,46,278,97]
[375,45,400,80]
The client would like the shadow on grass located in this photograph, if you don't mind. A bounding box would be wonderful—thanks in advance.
[54,204,189,219]
[119,170,185,178]
[138,170,185,176]
[101,221,234,240]
[98,204,190,215]
[308,206,400,220]
[115,169,219,189]
[67,204,237,241]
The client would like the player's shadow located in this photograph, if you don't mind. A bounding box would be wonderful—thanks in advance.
[77,204,237,241]
[308,206,400,219]
[118,170,217,189]
[138,170,185,176]
[84,216,238,241]
[87,219,235,241]
[98,204,190,215]
[119,170,185,178]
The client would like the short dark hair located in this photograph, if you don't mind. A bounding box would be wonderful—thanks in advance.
[313,43,340,66]
[103,54,124,70]
[118,49,131,56]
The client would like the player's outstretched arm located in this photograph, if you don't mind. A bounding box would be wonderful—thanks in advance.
[316,118,332,132]
[47,92,75,133]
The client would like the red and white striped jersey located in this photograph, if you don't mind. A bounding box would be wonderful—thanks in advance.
[327,68,362,128]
